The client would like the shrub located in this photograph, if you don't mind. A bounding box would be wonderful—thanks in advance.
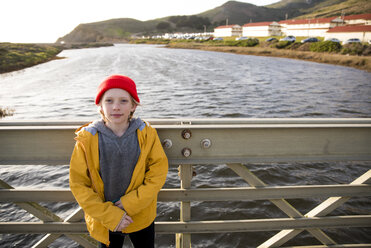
[296,43,311,51]
[341,43,365,55]
[289,42,302,50]
[275,41,291,49]
[361,45,371,56]
[240,38,259,47]
[310,41,342,53]
[224,40,240,46]
[0,107,14,118]
[0,48,7,55]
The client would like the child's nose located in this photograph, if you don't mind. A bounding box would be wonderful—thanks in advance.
[113,102,120,109]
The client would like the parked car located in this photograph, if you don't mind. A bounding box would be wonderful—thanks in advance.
[235,36,249,41]
[301,37,319,43]
[343,38,361,45]
[204,36,214,41]
[213,37,223,41]
[325,38,341,43]
[280,35,296,42]
[266,37,278,42]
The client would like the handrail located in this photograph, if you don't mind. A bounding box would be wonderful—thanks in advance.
[0,119,370,248]
[1,184,371,202]
[1,119,371,165]
[2,215,371,234]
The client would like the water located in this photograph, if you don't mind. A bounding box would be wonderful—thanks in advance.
[1,44,370,119]
[0,44,370,247]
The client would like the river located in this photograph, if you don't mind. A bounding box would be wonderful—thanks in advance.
[0,44,370,247]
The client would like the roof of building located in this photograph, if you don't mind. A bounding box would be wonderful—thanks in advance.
[243,22,278,27]
[215,25,241,29]
[343,13,371,20]
[327,25,371,33]
[279,17,339,25]
[278,13,371,25]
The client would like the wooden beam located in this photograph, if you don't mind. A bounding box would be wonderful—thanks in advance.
[1,119,370,165]
[1,215,370,234]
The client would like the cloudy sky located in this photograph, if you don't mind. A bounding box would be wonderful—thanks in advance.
[0,0,280,43]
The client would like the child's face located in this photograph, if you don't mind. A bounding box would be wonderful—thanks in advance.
[99,88,137,126]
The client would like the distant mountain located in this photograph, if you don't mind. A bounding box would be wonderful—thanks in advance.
[197,1,285,26]
[57,0,371,43]
[58,18,161,43]
[268,0,371,18]
[290,0,371,18]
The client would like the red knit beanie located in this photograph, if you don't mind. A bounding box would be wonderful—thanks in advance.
[95,75,140,105]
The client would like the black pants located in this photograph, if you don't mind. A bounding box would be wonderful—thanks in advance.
[99,222,155,248]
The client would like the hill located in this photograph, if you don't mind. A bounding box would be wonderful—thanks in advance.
[269,0,371,18]
[293,0,371,18]
[197,1,285,26]
[57,0,371,43]
[58,18,160,43]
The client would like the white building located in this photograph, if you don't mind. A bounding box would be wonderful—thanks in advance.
[214,25,242,37]
[279,17,344,37]
[325,25,371,42]
[242,22,281,37]
[343,14,371,25]
[212,14,371,39]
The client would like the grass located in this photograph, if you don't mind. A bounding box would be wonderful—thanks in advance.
[0,107,14,118]
[0,43,63,73]
[0,42,113,74]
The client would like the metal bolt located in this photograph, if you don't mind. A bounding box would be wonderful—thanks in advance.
[162,139,173,149]
[182,148,192,157]
[201,139,212,149]
[182,129,192,139]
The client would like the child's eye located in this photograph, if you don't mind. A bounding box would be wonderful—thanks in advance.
[121,99,128,103]
[105,99,112,103]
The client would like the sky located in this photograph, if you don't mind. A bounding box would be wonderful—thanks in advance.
[0,0,280,43]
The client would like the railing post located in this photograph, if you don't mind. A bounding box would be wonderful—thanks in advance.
[176,164,192,248]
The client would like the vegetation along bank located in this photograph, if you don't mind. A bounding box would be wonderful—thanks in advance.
[0,42,113,74]
[132,37,371,72]
[1,38,370,74]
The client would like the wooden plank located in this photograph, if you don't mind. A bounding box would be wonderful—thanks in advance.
[158,185,371,201]
[227,163,336,245]
[258,169,371,247]
[0,180,96,248]
[176,165,193,248]
[32,207,96,248]
[2,184,370,202]
[1,215,370,234]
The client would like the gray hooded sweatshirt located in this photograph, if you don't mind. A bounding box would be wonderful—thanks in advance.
[90,118,143,202]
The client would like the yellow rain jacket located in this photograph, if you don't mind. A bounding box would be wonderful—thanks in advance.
[69,121,168,245]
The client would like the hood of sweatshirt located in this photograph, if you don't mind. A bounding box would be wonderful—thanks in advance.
[89,117,143,139]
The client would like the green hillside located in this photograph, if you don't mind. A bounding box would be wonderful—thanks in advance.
[57,0,371,43]
[58,18,160,43]
[294,0,371,18]
[198,1,285,26]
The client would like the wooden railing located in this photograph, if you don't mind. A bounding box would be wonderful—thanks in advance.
[0,119,371,248]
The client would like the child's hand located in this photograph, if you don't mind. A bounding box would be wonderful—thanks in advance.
[114,213,133,231]
[114,199,124,210]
